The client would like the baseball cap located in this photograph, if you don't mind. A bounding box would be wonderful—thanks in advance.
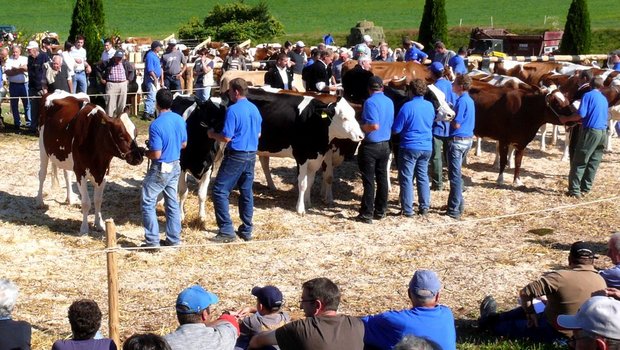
[175,285,219,314]
[570,241,596,259]
[26,40,39,49]
[168,38,177,45]
[430,62,444,74]
[113,50,124,59]
[295,41,305,48]
[151,41,163,49]
[368,76,384,91]
[251,286,284,309]
[557,296,620,340]
[409,270,441,298]
[363,34,373,43]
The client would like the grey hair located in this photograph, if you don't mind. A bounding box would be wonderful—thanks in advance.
[611,232,620,252]
[0,279,19,318]
[394,335,439,350]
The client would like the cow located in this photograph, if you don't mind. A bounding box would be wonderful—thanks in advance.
[342,60,433,85]
[36,91,144,234]
[469,79,580,186]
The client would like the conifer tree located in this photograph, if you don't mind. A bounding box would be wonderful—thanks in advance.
[418,0,448,51]
[560,0,591,54]
[69,0,105,65]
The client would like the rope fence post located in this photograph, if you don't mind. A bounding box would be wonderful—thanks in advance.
[105,219,120,347]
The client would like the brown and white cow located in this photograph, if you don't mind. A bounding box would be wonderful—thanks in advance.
[342,60,433,85]
[36,91,144,234]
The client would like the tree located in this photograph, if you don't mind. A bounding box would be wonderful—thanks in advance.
[418,0,448,51]
[68,0,105,65]
[560,0,591,54]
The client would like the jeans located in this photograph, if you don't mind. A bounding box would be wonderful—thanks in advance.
[447,138,472,217]
[9,82,29,128]
[568,128,606,195]
[398,148,431,215]
[72,71,88,93]
[28,88,43,131]
[165,74,182,92]
[212,150,256,238]
[357,141,390,218]
[490,307,566,343]
[144,81,157,115]
[194,79,211,102]
[141,160,182,246]
[430,135,449,190]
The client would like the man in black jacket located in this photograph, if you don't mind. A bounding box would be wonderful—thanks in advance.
[264,52,295,90]
[303,49,336,93]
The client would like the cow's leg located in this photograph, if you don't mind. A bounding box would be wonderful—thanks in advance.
[93,179,106,231]
[386,151,393,193]
[64,170,77,205]
[606,121,616,151]
[475,137,483,156]
[539,124,548,151]
[320,152,334,205]
[178,171,189,222]
[513,148,525,187]
[77,178,91,234]
[37,142,49,207]
[551,125,560,146]
[493,142,500,169]
[197,168,213,222]
[259,156,276,190]
[496,142,509,185]
[51,163,60,189]
[304,158,323,210]
[508,144,516,169]
[561,127,572,162]
[296,162,309,214]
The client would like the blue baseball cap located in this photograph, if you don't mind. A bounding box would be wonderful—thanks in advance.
[430,62,444,74]
[409,270,442,298]
[252,285,284,309]
[175,285,219,314]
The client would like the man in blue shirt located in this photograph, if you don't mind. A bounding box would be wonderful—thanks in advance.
[601,232,620,288]
[446,74,475,219]
[610,51,620,71]
[448,47,468,76]
[568,76,609,198]
[392,79,435,217]
[355,76,394,224]
[208,78,262,243]
[141,89,187,248]
[429,62,456,192]
[403,38,427,63]
[142,41,163,121]
[362,270,456,350]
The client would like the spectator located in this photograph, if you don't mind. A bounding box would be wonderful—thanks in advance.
[40,37,55,59]
[101,39,116,64]
[100,50,134,118]
[26,40,48,134]
[264,52,294,90]
[355,76,394,224]
[341,56,373,103]
[208,78,262,243]
[234,285,290,349]
[429,62,456,192]
[193,48,215,102]
[4,45,30,133]
[362,269,455,349]
[392,79,435,217]
[430,41,455,66]
[287,41,307,75]
[142,41,163,121]
[445,74,474,219]
[601,232,620,288]
[317,43,326,52]
[557,296,620,349]
[42,54,72,94]
[0,279,31,350]
[281,41,292,55]
[353,35,373,60]
[249,277,364,350]
[70,35,91,93]
[323,33,335,46]
[610,50,620,71]
[479,241,607,343]
[304,48,318,68]
[332,48,351,84]
[374,43,394,62]
[393,336,439,350]
[61,41,76,79]
[302,49,336,93]
[51,299,116,350]
[403,38,427,63]
[123,334,171,350]
[223,45,247,72]
[568,70,593,162]
[161,39,187,92]
[141,89,187,248]
[448,47,468,76]
[0,47,7,128]
[164,285,239,350]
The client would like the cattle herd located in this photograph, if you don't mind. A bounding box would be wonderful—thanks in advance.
[35,46,620,233]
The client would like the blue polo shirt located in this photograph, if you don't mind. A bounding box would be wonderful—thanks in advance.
[432,78,456,138]
[393,96,434,151]
[450,92,475,138]
[148,111,187,163]
[222,97,262,151]
[614,62,620,72]
[362,305,456,350]
[579,89,608,130]
[405,47,428,62]
[144,50,162,84]
[449,55,467,75]
[362,91,394,143]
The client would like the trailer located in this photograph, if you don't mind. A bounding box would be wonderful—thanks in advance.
[468,27,563,56]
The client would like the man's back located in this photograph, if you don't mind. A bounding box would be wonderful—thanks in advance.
[0,319,31,350]
[165,323,237,350]
[275,315,364,350]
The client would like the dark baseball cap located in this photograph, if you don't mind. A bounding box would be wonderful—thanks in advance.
[570,241,596,259]
[251,285,284,309]
[368,75,384,90]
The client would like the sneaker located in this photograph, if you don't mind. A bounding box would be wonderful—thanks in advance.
[446,212,461,220]
[210,234,236,243]
[236,233,253,242]
[479,295,498,330]
[159,239,179,247]
[419,208,429,216]
[139,243,160,252]
[354,214,373,224]
[565,191,582,199]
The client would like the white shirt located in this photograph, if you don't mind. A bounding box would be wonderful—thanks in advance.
[70,47,87,71]
[101,48,116,63]
[5,55,28,83]
[61,51,76,78]
[277,65,289,89]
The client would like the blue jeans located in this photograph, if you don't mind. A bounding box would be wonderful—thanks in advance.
[212,150,256,238]
[144,81,157,115]
[398,148,431,215]
[141,161,182,246]
[72,71,88,93]
[9,82,29,128]
[491,307,566,343]
[194,79,211,102]
[447,138,472,217]
[164,74,182,92]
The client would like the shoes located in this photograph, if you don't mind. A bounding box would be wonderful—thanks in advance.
[566,191,582,199]
[479,295,498,330]
[431,185,443,191]
[159,239,179,247]
[354,214,373,224]
[373,213,386,220]
[236,232,253,242]
[139,243,160,251]
[446,212,461,220]
[210,234,236,243]
[419,208,429,216]
[141,112,154,121]
[402,212,414,218]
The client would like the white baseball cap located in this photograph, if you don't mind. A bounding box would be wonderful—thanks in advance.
[295,41,305,48]
[363,35,373,42]
[26,40,39,49]
[168,38,177,45]
[557,296,620,340]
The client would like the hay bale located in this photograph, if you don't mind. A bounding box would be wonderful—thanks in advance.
[347,22,385,47]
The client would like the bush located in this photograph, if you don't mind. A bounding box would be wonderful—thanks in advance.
[178,17,208,40]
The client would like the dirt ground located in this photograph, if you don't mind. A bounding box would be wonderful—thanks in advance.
[0,120,619,348]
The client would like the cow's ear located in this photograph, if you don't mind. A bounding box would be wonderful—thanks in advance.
[505,91,523,114]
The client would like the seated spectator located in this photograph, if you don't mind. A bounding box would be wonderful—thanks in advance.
[362,270,455,350]
[234,285,290,349]
[479,241,607,343]
[52,299,116,350]
[601,232,620,288]
[249,277,364,350]
[448,47,468,76]
[393,335,439,350]
[557,296,620,349]
[164,285,239,350]
[123,334,171,350]
[0,279,31,350]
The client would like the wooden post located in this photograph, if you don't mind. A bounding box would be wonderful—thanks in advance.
[106,219,120,347]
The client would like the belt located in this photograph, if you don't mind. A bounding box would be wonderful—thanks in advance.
[225,149,256,155]
[108,80,126,83]
[75,70,84,73]
[452,136,472,141]
[361,140,388,145]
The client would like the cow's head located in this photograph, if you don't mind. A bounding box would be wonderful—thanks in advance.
[326,97,364,142]
[544,88,581,124]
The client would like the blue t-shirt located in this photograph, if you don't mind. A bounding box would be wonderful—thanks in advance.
[144,50,162,83]
[449,55,467,75]
[362,305,456,350]
[450,92,475,138]
[432,78,456,138]
[362,92,394,143]
[405,47,428,62]
[600,264,620,288]
[579,89,608,130]
[613,62,620,72]
[148,110,187,163]
[393,96,435,151]
[222,97,262,151]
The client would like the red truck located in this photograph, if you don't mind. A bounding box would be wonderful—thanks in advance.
[468,27,563,56]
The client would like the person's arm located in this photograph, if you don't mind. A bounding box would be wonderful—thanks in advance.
[248,330,277,349]
[207,129,231,143]
[178,55,187,78]
[607,288,620,300]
